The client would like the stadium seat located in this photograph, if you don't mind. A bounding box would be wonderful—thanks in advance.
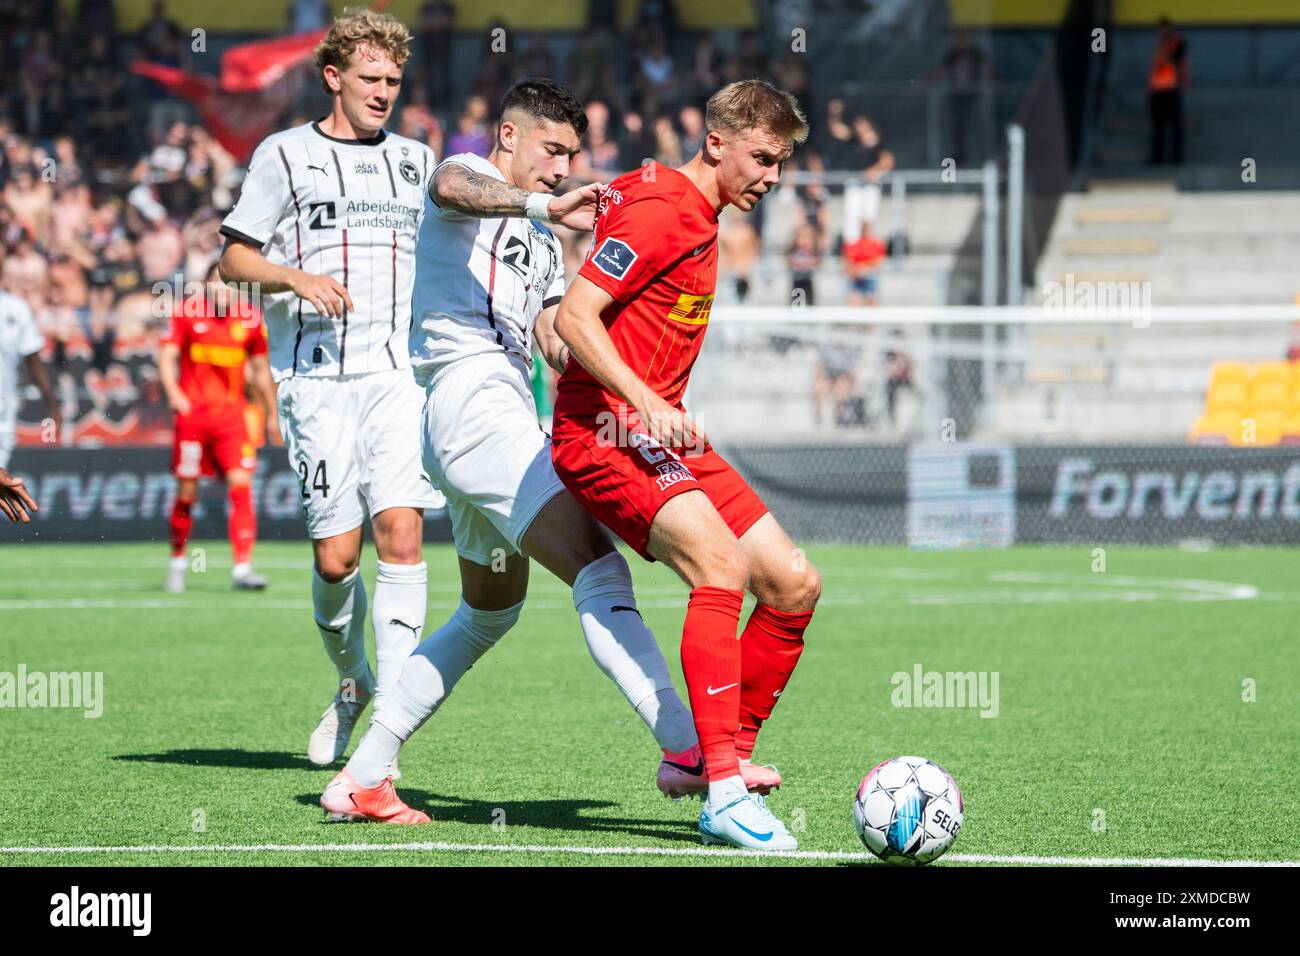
[1281,412,1300,445]
[1189,410,1240,445]
[1205,380,1247,416]
[1250,378,1290,411]
[1209,361,1251,389]
[1241,409,1285,446]
[1251,360,1292,388]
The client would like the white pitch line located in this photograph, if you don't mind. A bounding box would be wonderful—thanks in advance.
[0,842,1294,866]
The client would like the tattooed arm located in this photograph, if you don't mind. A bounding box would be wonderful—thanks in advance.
[430,163,604,230]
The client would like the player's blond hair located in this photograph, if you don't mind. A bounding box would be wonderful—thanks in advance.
[315,7,412,95]
[705,79,809,145]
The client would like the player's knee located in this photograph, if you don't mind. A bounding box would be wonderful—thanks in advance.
[315,552,359,583]
[762,561,821,612]
[795,563,823,611]
[379,540,423,565]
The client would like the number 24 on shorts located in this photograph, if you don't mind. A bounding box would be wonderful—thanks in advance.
[298,460,332,498]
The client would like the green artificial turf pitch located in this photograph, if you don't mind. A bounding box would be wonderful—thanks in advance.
[0,541,1296,866]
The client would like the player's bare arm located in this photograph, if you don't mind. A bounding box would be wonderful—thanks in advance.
[431,163,603,230]
[0,466,37,523]
[531,305,571,374]
[554,275,707,448]
[157,341,192,417]
[219,239,354,319]
[23,352,60,438]
[248,353,282,446]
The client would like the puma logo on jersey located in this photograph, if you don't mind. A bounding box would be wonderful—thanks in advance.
[305,163,328,174]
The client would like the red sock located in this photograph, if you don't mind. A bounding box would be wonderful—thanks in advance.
[680,586,745,782]
[736,604,812,760]
[228,485,256,565]
[169,498,193,558]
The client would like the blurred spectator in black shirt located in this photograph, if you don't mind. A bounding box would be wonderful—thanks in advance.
[618,109,655,171]
[77,0,117,42]
[691,34,723,103]
[418,0,456,108]
[636,0,679,49]
[932,31,994,165]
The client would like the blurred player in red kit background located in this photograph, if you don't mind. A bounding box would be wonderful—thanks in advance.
[159,265,278,592]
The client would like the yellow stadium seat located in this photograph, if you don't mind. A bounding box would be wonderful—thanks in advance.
[1206,381,1247,416]
[1251,360,1291,388]
[1290,360,1300,387]
[1239,410,1285,447]
[1189,411,1238,445]
[1282,413,1300,445]
[1209,361,1251,389]
[1250,379,1290,412]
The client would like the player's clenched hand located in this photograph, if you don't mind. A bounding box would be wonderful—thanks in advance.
[636,395,708,453]
[169,393,193,417]
[548,182,603,231]
[290,272,355,318]
[0,467,37,524]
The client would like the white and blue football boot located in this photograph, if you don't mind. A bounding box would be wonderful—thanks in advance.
[699,790,798,851]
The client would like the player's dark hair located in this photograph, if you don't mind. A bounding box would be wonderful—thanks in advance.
[499,79,588,137]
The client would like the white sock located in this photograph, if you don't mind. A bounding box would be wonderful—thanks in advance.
[572,551,698,753]
[350,597,522,786]
[169,556,187,571]
[372,560,428,717]
[232,561,251,579]
[708,774,747,807]
[312,567,373,693]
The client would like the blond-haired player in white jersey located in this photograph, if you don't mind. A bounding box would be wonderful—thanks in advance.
[215,11,603,771]
[320,79,753,825]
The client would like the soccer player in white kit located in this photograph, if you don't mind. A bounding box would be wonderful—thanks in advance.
[321,80,710,824]
[217,10,445,769]
[0,289,59,472]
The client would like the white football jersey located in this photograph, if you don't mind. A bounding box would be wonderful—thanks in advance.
[0,291,45,437]
[409,152,566,387]
[221,121,434,382]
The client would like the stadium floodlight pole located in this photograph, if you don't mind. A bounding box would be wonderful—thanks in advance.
[1007,125,1025,307]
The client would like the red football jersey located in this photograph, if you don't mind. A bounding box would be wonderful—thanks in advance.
[554,163,719,431]
[166,297,268,414]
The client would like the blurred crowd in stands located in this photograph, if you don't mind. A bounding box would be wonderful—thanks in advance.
[0,0,929,437]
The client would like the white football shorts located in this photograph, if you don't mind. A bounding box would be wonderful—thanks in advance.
[277,368,444,539]
[420,353,566,565]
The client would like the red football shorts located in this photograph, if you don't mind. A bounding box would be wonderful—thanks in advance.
[172,409,256,480]
[551,428,768,561]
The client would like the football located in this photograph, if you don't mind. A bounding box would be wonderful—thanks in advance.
[853,756,964,865]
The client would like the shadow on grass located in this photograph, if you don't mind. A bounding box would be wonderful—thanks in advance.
[113,749,319,771]
[295,789,700,844]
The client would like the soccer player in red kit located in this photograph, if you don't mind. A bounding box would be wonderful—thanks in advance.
[551,80,819,850]
[160,267,278,592]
